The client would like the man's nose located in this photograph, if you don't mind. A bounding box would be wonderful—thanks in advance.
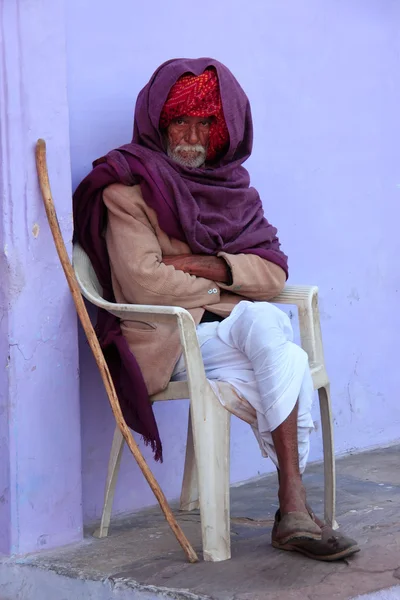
[185,124,200,145]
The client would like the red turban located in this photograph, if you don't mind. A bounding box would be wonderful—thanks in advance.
[159,68,230,161]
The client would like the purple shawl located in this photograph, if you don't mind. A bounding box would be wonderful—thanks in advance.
[73,58,288,461]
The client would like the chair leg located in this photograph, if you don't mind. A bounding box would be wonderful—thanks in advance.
[318,384,338,529]
[93,424,125,538]
[190,383,231,561]
[180,410,200,511]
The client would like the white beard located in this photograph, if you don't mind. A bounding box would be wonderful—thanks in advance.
[167,143,206,168]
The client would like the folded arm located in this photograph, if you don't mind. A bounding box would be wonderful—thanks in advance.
[218,252,287,300]
[162,254,232,284]
[163,251,287,301]
[103,185,221,307]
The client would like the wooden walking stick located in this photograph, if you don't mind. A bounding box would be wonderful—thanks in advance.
[35,139,198,563]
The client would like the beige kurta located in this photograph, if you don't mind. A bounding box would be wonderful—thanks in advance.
[103,183,286,396]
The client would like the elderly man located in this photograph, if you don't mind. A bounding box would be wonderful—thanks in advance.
[74,58,359,561]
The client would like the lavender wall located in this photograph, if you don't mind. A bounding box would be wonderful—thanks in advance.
[66,0,400,523]
[0,210,10,553]
[0,0,83,554]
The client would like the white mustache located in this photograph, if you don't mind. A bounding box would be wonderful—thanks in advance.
[167,143,207,168]
[174,144,206,155]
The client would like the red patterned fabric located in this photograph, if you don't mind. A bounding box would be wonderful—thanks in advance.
[160,69,229,161]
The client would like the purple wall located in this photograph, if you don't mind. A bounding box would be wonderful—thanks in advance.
[1,0,83,555]
[0,221,10,553]
[66,0,400,523]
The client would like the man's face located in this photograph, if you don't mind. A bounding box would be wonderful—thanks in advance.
[166,116,211,168]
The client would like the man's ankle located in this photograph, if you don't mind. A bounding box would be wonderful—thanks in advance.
[278,477,308,515]
[279,472,303,489]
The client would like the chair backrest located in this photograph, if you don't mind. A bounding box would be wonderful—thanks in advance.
[72,243,107,308]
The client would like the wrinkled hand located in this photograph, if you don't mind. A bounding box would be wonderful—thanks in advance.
[163,254,231,284]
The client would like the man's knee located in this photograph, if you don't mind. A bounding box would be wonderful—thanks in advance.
[236,301,293,346]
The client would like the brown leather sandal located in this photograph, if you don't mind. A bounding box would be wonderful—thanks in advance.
[271,510,360,561]
[273,511,322,545]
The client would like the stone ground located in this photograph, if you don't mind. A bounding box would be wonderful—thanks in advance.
[1,445,400,600]
[353,588,400,599]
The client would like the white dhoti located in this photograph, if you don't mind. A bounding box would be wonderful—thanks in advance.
[172,300,315,473]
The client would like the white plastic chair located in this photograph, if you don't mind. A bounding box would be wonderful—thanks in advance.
[73,243,337,562]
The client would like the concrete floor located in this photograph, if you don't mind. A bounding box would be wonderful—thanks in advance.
[1,445,400,600]
[353,588,400,599]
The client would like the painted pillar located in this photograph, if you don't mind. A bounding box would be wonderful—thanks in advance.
[0,0,83,554]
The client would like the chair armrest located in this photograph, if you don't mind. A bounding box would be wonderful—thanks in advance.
[83,289,208,385]
[97,300,193,324]
[107,300,208,390]
[271,285,324,367]
[270,285,318,309]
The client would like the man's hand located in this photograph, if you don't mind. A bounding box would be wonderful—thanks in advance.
[163,254,232,284]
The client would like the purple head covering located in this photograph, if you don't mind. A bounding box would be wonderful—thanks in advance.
[73,58,288,461]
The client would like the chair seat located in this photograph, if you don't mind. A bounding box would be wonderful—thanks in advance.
[151,362,328,403]
[151,381,190,401]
